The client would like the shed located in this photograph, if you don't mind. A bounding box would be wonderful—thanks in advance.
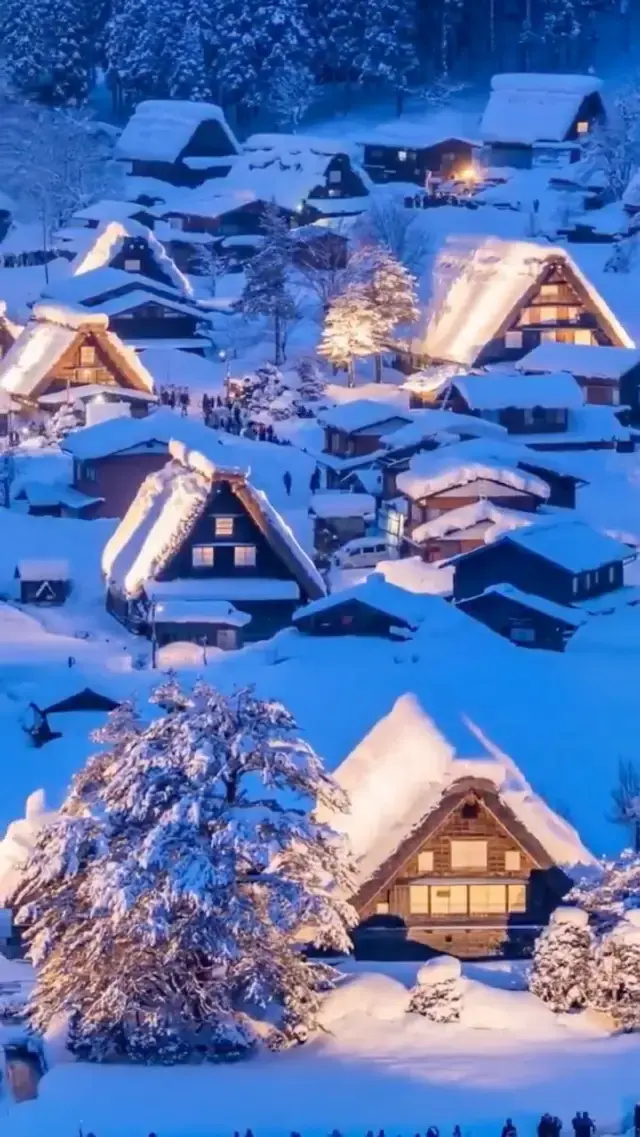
[292,574,423,639]
[152,599,252,651]
[15,559,70,604]
[457,582,585,651]
[116,100,240,188]
[448,371,584,435]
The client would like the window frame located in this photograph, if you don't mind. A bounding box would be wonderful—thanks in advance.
[468,883,507,915]
[417,850,434,873]
[450,839,488,871]
[409,884,430,914]
[124,258,141,272]
[214,516,234,537]
[234,544,257,568]
[79,345,96,366]
[505,330,523,349]
[192,544,215,568]
[504,850,522,871]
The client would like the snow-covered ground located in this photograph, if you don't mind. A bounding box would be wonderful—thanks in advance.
[3,961,640,1137]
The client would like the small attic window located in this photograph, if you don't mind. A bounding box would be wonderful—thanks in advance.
[461,800,479,820]
[576,120,590,135]
[124,258,141,272]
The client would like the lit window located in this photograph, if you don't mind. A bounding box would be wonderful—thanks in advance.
[430,885,467,915]
[450,840,487,870]
[540,330,558,342]
[328,169,342,184]
[409,884,430,914]
[215,516,234,537]
[234,545,256,567]
[508,883,527,912]
[608,565,616,584]
[77,368,96,382]
[612,388,620,406]
[505,330,523,349]
[80,346,96,365]
[584,571,591,589]
[376,901,390,915]
[539,306,559,323]
[192,545,215,567]
[540,283,559,299]
[576,120,589,135]
[469,884,507,915]
[505,850,522,871]
[216,627,237,650]
[572,576,579,595]
[573,329,594,345]
[417,851,434,872]
[523,409,534,425]
[124,258,141,271]
[398,150,408,161]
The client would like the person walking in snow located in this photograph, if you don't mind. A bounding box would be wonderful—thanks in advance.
[552,1118,562,1137]
[310,466,321,494]
[179,388,189,416]
[168,387,176,410]
[202,392,211,419]
[427,1127,439,1137]
[501,1119,517,1137]
[283,470,292,496]
[582,1114,595,1137]
[452,1127,461,1137]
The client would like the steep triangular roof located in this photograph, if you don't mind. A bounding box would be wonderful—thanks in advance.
[102,440,326,602]
[116,100,239,163]
[409,237,634,366]
[0,303,155,402]
[70,219,193,296]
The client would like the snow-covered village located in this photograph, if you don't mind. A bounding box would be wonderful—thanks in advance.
[7,2,640,1134]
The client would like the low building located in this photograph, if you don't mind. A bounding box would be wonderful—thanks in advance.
[292,574,424,639]
[309,492,376,558]
[447,371,585,435]
[69,220,192,294]
[0,305,156,414]
[15,559,70,604]
[457,582,586,651]
[116,100,240,189]
[408,501,534,563]
[480,73,605,169]
[316,400,413,488]
[151,599,252,651]
[516,341,640,409]
[401,238,633,371]
[361,126,478,185]
[321,694,591,958]
[449,517,636,608]
[102,440,326,644]
[11,481,103,518]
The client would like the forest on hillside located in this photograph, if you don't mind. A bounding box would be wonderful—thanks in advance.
[0,0,635,124]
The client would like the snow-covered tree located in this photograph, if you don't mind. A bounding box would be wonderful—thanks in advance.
[14,681,356,1061]
[2,0,92,104]
[610,760,640,849]
[358,197,433,272]
[238,204,299,366]
[295,358,326,404]
[106,0,157,107]
[582,76,640,201]
[319,282,385,386]
[408,955,463,1023]
[169,5,212,101]
[367,249,419,380]
[529,906,596,1012]
[541,0,581,67]
[235,365,295,423]
[568,852,640,932]
[210,0,311,116]
[267,63,318,130]
[190,243,226,297]
[591,910,640,1030]
[307,0,368,111]
[358,0,419,115]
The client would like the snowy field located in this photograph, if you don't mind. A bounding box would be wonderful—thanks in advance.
[3,962,640,1137]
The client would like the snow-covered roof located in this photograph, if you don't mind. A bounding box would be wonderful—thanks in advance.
[70,219,193,297]
[71,200,163,224]
[462,583,587,628]
[0,304,155,401]
[63,410,230,461]
[361,122,479,149]
[16,559,70,581]
[136,348,222,393]
[319,691,594,891]
[503,518,637,574]
[116,100,239,163]
[623,169,640,210]
[309,492,376,520]
[481,72,603,145]
[517,342,640,381]
[411,501,533,545]
[396,444,551,502]
[153,599,251,627]
[409,237,634,366]
[103,441,325,602]
[319,400,412,434]
[38,384,157,407]
[452,371,584,410]
[42,267,198,310]
[293,573,427,628]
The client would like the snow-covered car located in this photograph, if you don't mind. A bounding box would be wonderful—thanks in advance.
[331,536,396,571]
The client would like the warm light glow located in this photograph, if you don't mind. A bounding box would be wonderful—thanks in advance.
[459,164,479,182]
[577,120,589,135]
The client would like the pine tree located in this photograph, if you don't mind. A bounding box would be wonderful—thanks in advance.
[238,204,298,367]
[295,358,326,404]
[358,0,419,115]
[568,852,640,933]
[591,910,640,1030]
[14,682,356,1061]
[408,956,463,1023]
[46,0,92,104]
[366,250,418,381]
[107,0,157,105]
[529,906,596,1012]
[307,0,367,110]
[267,62,318,130]
[211,0,311,115]
[169,7,212,101]
[2,0,92,105]
[318,282,385,386]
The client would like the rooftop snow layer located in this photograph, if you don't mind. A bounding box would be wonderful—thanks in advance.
[293,573,427,628]
[409,237,634,367]
[481,72,603,145]
[17,559,70,581]
[396,445,551,501]
[116,100,239,163]
[411,501,533,545]
[462,583,587,627]
[452,371,584,410]
[309,492,376,519]
[153,599,251,626]
[517,342,640,381]
[319,400,412,434]
[502,518,636,573]
[360,122,479,149]
[70,219,193,297]
[62,409,233,461]
[42,267,199,310]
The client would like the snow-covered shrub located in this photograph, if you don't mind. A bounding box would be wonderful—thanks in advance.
[591,909,640,1030]
[568,851,640,932]
[529,906,596,1012]
[407,954,463,1023]
[14,682,357,1063]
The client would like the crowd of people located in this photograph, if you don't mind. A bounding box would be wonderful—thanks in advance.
[79,1115,608,1137]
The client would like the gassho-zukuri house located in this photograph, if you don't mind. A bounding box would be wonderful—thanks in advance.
[321,692,594,959]
[102,440,325,649]
[397,237,634,375]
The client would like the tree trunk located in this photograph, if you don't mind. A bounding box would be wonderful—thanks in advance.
[374,354,382,382]
[635,818,640,853]
[274,311,282,366]
[347,358,355,388]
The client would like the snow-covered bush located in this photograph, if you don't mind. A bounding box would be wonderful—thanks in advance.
[13,683,357,1063]
[591,909,640,1030]
[568,851,640,932]
[529,906,595,1012]
[407,954,463,1023]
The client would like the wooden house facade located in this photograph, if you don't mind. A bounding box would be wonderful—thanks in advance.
[449,521,635,607]
[516,342,640,411]
[293,576,422,640]
[116,101,240,188]
[353,778,572,958]
[15,560,70,605]
[457,584,585,651]
[72,443,168,519]
[103,445,326,647]
[480,75,605,170]
[362,135,477,185]
[317,402,413,488]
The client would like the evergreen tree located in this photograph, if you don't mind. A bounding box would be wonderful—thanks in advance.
[169,5,212,101]
[591,910,640,1030]
[319,282,385,387]
[211,0,311,115]
[529,906,596,1012]
[358,0,419,115]
[408,956,463,1023]
[3,0,92,104]
[307,0,367,109]
[568,852,640,932]
[46,0,92,104]
[14,681,356,1061]
[237,204,298,366]
[367,249,419,380]
[107,0,157,106]
[295,358,326,404]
